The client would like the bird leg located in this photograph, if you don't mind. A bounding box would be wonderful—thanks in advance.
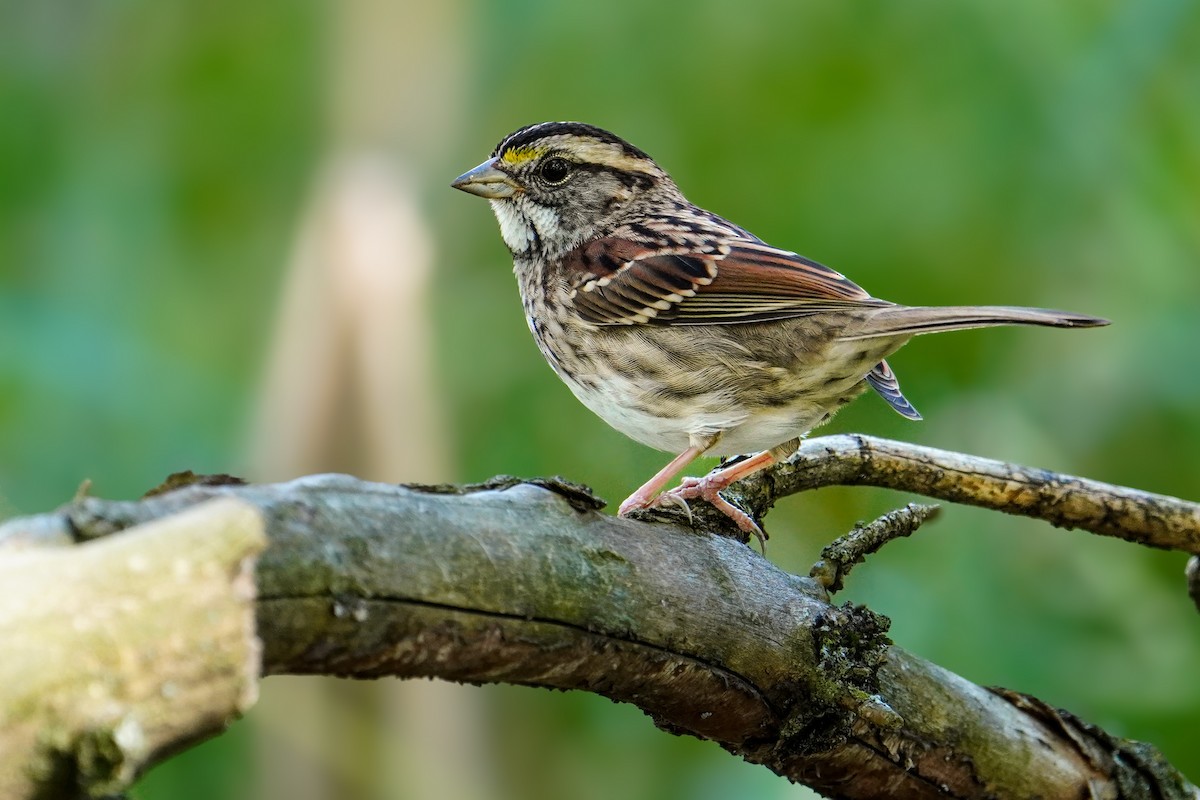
[617,445,705,517]
[619,445,776,549]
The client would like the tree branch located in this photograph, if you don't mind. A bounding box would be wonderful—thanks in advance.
[2,472,1193,799]
[0,498,265,799]
[726,434,1200,554]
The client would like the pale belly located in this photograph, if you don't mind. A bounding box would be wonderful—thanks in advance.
[562,374,836,455]
[525,304,893,458]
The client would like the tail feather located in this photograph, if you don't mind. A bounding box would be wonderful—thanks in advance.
[843,305,1109,341]
[866,360,923,420]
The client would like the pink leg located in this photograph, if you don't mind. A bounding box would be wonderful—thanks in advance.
[619,447,777,549]
[618,445,704,517]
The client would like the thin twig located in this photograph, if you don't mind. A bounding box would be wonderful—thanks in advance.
[810,503,942,593]
[1187,557,1200,614]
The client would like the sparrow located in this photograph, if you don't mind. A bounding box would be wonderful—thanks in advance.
[453,121,1108,543]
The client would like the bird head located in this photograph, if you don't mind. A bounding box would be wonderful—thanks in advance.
[452,122,675,259]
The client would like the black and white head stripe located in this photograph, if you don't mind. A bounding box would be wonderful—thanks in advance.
[491,121,652,161]
[487,122,666,187]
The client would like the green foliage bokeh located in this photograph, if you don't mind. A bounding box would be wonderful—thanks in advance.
[2,1,1197,797]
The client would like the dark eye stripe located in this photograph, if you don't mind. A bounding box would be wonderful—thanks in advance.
[559,160,655,190]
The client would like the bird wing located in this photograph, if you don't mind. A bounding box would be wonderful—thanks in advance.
[565,237,891,326]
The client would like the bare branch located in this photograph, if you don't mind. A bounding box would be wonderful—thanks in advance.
[728,434,1200,554]
[1187,557,1200,614]
[2,474,1192,799]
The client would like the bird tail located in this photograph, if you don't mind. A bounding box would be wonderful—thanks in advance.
[842,305,1109,341]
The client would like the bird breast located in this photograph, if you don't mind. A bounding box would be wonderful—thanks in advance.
[521,306,887,456]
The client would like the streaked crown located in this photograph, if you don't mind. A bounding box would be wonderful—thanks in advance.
[491,122,666,188]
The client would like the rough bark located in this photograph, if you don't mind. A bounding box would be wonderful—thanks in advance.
[0,498,265,799]
[719,434,1200,554]
[1,457,1194,799]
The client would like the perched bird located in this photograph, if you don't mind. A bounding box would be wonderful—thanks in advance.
[452,121,1107,542]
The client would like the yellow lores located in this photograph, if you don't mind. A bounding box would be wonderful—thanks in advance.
[500,147,542,167]
[502,137,660,177]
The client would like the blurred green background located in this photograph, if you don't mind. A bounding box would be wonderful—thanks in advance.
[3,0,1198,797]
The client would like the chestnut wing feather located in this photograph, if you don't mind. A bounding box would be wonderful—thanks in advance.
[566,237,889,326]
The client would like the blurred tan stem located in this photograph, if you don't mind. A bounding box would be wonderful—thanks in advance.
[246,0,484,793]
[248,155,490,799]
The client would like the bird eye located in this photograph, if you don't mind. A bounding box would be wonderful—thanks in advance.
[539,157,572,185]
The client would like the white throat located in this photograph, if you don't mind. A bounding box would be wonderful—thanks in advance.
[489,197,560,255]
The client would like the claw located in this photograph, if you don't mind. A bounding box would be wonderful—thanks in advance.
[649,490,693,523]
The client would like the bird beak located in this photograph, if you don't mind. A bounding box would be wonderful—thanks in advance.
[451,158,520,199]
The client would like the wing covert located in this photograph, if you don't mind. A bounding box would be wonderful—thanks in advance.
[565,237,889,326]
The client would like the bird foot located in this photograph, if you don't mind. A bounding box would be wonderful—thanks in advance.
[618,487,694,524]
[617,446,770,550]
[618,490,657,517]
[658,476,766,551]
